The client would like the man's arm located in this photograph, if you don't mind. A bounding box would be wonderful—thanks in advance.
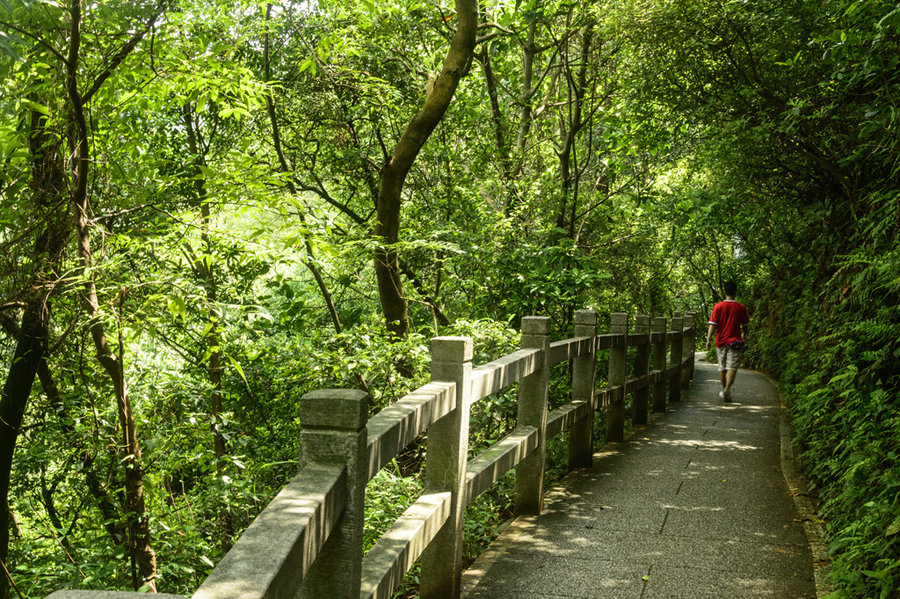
[705,323,716,350]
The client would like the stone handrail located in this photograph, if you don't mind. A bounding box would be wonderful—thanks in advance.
[365,381,457,481]
[469,348,541,404]
[47,310,697,599]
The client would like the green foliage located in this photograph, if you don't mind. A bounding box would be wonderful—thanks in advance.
[364,466,423,554]
[777,248,900,598]
[3,0,898,596]
[610,0,900,594]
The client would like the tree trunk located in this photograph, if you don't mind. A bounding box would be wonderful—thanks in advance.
[66,0,157,589]
[72,171,158,593]
[0,110,68,599]
[501,15,551,217]
[374,0,477,340]
[477,45,512,185]
[183,106,228,468]
[1,296,50,599]
[182,103,236,550]
[262,4,345,339]
[262,4,373,396]
[514,17,538,181]
[556,22,593,235]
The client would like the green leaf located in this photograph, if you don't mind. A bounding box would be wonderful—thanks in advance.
[226,354,249,388]
[19,98,50,116]
[886,517,900,537]
[167,295,186,320]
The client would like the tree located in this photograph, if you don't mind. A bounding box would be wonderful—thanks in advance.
[66,0,167,589]
[372,0,477,339]
[0,112,69,599]
[1,0,167,593]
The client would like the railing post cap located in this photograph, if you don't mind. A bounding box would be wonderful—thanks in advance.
[521,315,551,335]
[300,389,369,430]
[610,312,629,324]
[575,309,598,325]
[635,314,651,324]
[431,336,473,362]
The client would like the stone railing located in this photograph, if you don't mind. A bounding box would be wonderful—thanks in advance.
[48,310,697,599]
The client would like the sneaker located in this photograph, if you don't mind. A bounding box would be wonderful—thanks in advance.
[718,390,725,400]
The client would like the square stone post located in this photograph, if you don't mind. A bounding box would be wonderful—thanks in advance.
[299,389,369,599]
[668,314,683,403]
[420,337,473,599]
[515,316,551,516]
[686,310,698,382]
[632,314,651,425]
[606,313,628,442]
[570,309,597,469]
[681,312,696,390]
[651,316,668,412]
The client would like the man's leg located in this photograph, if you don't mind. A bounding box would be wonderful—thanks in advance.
[723,368,737,401]
[715,347,728,399]
[722,347,743,401]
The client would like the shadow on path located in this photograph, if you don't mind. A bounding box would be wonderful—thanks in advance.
[461,357,816,599]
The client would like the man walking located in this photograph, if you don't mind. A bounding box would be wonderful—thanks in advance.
[705,281,749,402]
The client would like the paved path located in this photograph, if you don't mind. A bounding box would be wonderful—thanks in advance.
[461,357,817,599]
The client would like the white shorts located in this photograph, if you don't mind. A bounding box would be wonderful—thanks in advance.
[716,346,742,371]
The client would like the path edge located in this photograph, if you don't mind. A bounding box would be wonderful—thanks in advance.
[761,370,832,597]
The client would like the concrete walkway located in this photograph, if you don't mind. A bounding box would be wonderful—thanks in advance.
[461,357,817,599]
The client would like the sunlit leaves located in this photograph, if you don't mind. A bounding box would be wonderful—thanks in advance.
[2,0,897,596]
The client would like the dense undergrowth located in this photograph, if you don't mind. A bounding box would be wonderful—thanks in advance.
[749,240,900,597]
[4,0,899,597]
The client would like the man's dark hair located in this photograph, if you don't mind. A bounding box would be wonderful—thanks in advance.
[723,281,738,297]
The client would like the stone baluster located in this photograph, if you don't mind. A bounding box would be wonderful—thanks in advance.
[681,312,696,390]
[668,314,683,403]
[515,317,551,515]
[299,389,369,599]
[686,310,698,382]
[570,309,598,469]
[607,313,628,442]
[652,316,668,412]
[632,314,651,425]
[420,336,473,599]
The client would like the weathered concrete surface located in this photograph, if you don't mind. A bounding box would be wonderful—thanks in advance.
[462,357,817,599]
[46,594,186,599]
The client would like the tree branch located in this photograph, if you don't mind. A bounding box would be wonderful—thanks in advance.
[81,0,169,104]
[0,19,67,63]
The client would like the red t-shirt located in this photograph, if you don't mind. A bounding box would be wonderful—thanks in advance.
[709,300,749,348]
